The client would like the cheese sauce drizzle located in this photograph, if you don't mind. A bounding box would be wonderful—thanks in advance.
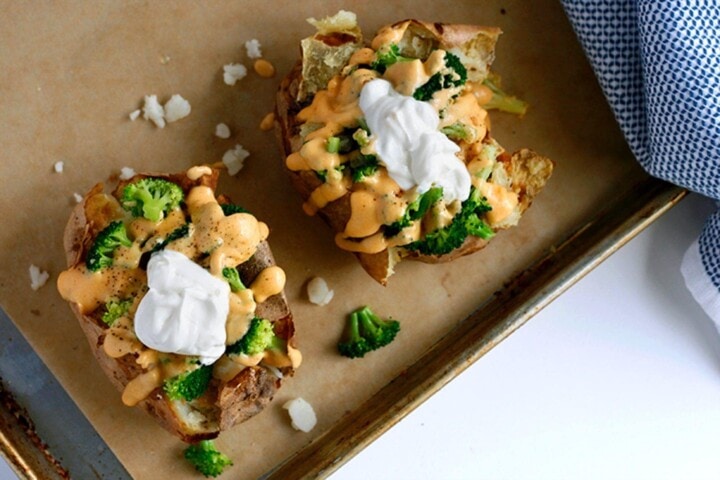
[286,28,520,255]
[57,169,298,406]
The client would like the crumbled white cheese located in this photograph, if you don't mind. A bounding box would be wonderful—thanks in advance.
[223,63,248,86]
[72,192,83,203]
[119,166,136,180]
[29,265,49,291]
[163,94,191,123]
[215,123,231,139]
[53,161,64,173]
[283,397,317,432]
[222,144,249,176]
[307,277,334,306]
[245,39,262,59]
[128,109,141,121]
[142,95,166,128]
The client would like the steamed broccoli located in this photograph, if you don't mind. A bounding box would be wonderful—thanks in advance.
[163,364,212,402]
[384,187,443,238]
[413,51,467,101]
[348,154,379,182]
[441,122,476,142]
[184,440,233,477]
[86,221,133,271]
[405,187,494,255]
[121,178,184,222]
[371,43,413,73]
[101,298,132,326]
[482,73,529,115]
[222,266,245,292]
[226,317,278,356]
[220,203,248,216]
[338,306,400,359]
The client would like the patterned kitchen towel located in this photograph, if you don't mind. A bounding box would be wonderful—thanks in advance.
[561,0,720,326]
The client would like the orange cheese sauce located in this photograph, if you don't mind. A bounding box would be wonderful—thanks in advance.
[58,174,297,407]
[287,30,523,255]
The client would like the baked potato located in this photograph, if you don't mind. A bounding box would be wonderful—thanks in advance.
[57,166,300,443]
[275,12,554,284]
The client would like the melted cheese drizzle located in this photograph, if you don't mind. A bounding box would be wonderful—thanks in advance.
[58,177,298,407]
[287,29,520,254]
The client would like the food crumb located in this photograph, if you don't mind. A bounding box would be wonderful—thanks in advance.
[215,123,231,139]
[129,109,141,121]
[119,166,136,180]
[245,39,262,59]
[259,112,275,131]
[253,59,275,78]
[142,95,166,128]
[29,265,49,291]
[283,398,317,433]
[163,94,191,123]
[222,144,250,176]
[223,63,248,86]
[72,192,83,203]
[159,54,171,65]
[53,161,64,173]
[307,277,334,306]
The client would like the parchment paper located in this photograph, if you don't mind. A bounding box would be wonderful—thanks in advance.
[0,1,646,478]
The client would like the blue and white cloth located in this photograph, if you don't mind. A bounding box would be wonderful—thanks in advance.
[561,1,720,326]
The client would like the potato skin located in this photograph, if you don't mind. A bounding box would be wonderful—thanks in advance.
[62,168,295,442]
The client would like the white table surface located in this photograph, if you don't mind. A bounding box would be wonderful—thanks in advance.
[1,192,718,480]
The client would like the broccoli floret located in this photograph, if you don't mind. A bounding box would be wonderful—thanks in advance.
[405,187,495,255]
[184,440,233,478]
[441,122,476,142]
[121,178,184,222]
[226,317,277,356]
[222,266,245,292]
[384,187,443,238]
[86,221,133,271]
[163,364,212,402]
[413,51,467,101]
[220,203,248,216]
[371,44,413,73]
[338,306,400,359]
[348,154,379,182]
[326,136,341,154]
[482,73,529,115]
[101,298,132,326]
[352,128,370,147]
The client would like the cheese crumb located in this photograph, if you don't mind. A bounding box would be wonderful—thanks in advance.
[163,94,191,123]
[53,161,64,173]
[73,192,83,203]
[129,109,141,121]
[29,265,49,291]
[223,63,248,86]
[215,123,231,139]
[119,166,136,180]
[307,277,334,306]
[283,398,317,432]
[245,39,262,59]
[253,59,275,78]
[259,112,275,131]
[142,95,166,128]
[222,145,249,176]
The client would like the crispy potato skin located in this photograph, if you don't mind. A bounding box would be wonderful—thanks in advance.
[62,168,294,442]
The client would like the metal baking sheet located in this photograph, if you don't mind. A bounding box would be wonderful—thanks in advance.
[0,0,686,478]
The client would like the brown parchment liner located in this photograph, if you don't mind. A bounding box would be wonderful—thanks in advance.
[0,1,652,478]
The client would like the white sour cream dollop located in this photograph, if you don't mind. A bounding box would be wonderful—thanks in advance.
[134,249,229,365]
[358,78,471,202]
